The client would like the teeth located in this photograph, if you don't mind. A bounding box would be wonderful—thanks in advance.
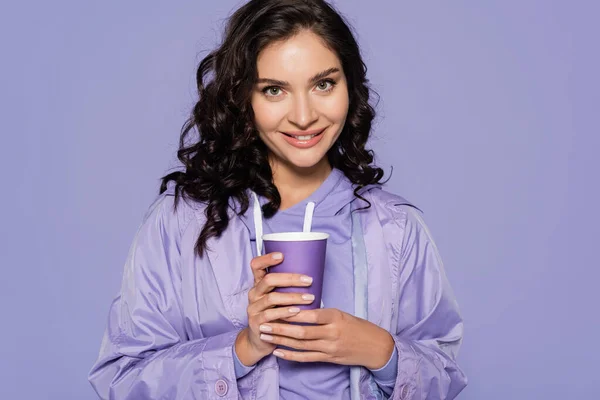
[296,134,316,140]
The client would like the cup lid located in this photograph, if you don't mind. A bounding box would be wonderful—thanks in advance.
[262,232,329,241]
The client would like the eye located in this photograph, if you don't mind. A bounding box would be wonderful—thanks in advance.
[262,86,283,97]
[315,79,336,92]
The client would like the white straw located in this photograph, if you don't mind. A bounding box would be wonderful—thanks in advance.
[302,201,321,307]
[303,201,315,232]
[251,191,263,256]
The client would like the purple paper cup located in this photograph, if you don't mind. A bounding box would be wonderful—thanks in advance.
[262,232,328,311]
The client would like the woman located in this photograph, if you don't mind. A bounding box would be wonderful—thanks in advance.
[89,0,467,399]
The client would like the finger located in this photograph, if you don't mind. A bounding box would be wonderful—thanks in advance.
[257,322,326,340]
[281,308,339,325]
[260,334,329,354]
[248,291,314,316]
[250,253,284,284]
[255,305,302,325]
[254,272,313,297]
[272,348,329,363]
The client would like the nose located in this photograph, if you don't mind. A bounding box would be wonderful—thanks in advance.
[287,93,318,130]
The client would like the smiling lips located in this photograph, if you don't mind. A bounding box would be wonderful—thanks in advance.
[282,127,326,139]
[280,127,327,148]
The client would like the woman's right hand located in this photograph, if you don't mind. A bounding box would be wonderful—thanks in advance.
[235,252,315,366]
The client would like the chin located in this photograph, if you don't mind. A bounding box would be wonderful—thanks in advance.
[280,152,330,170]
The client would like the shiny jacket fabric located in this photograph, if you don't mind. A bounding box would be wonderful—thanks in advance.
[88,184,467,399]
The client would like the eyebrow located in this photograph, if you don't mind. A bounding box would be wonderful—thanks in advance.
[256,67,340,87]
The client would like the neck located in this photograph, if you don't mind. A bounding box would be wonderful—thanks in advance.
[270,156,332,211]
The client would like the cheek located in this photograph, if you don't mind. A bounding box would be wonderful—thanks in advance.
[252,98,284,133]
[322,91,350,123]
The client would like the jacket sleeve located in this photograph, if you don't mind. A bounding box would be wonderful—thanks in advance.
[385,206,468,399]
[88,194,243,400]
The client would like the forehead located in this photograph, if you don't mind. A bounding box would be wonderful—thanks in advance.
[256,30,342,80]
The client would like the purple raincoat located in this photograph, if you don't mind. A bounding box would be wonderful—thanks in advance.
[88,180,467,399]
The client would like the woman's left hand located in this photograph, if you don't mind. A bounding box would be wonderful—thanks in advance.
[258,308,395,370]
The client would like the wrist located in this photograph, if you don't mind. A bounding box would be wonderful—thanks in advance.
[235,328,270,366]
[364,327,395,370]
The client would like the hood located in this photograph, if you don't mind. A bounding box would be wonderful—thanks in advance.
[237,168,381,247]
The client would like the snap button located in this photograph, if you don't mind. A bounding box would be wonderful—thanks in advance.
[400,383,410,399]
[215,378,228,397]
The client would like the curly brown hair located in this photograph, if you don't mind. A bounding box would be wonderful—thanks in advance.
[160,0,384,257]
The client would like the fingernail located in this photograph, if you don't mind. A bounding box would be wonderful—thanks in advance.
[260,334,273,341]
[300,276,313,284]
[302,294,315,301]
[272,253,283,260]
[273,350,284,358]
[288,307,300,313]
[259,324,272,332]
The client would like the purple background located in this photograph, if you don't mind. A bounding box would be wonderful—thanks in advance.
[1,1,597,398]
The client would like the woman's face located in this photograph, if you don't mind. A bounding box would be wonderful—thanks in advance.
[251,29,349,173]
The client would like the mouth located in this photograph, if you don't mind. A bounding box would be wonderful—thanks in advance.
[280,128,326,141]
[279,127,328,148]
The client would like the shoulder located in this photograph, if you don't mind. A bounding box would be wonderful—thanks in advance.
[363,186,421,219]
[363,186,435,256]
[139,182,207,244]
